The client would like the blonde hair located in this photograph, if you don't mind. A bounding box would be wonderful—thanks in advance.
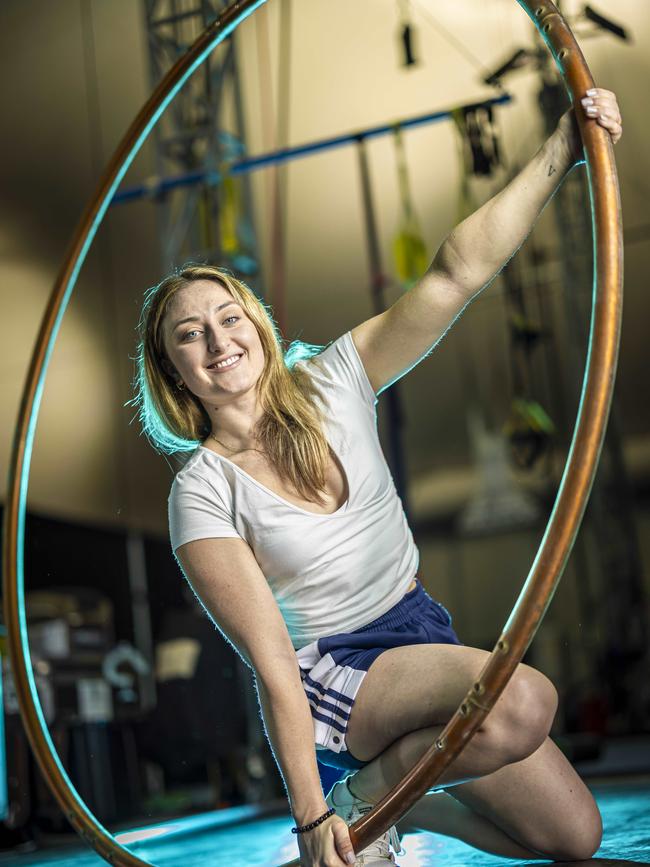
[133,264,330,503]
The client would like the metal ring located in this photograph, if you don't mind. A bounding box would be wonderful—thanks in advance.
[2,1,622,864]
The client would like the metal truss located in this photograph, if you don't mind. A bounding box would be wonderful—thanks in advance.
[144,0,259,278]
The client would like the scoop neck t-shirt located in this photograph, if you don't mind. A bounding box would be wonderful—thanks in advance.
[168,331,419,650]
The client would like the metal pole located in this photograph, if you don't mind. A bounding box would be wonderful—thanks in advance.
[111,95,512,204]
[356,137,410,514]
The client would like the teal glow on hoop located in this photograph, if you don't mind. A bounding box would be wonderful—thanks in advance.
[14,2,266,862]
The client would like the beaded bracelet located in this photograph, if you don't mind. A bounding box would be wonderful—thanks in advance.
[291,806,336,834]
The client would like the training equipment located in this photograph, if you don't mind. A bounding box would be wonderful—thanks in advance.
[2,1,622,864]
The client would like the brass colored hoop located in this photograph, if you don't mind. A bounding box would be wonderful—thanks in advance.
[2,1,622,865]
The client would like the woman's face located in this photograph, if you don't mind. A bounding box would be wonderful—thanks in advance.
[161,279,265,408]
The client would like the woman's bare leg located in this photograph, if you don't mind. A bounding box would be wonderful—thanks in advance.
[378,730,602,861]
[345,644,558,771]
[340,643,600,860]
[448,736,602,861]
[345,724,538,858]
[397,791,542,860]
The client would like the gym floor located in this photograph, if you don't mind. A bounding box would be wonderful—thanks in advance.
[0,778,647,866]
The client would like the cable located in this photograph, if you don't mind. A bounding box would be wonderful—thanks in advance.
[271,0,292,336]
[411,0,501,86]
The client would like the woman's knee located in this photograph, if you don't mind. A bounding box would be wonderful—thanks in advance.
[488,667,558,763]
[558,816,602,861]
[540,796,603,861]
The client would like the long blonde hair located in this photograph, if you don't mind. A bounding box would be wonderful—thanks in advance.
[134,264,330,503]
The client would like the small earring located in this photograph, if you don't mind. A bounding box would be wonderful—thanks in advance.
[176,380,185,391]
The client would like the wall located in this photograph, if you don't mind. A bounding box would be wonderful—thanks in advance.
[1,0,648,545]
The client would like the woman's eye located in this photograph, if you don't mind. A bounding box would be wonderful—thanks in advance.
[183,329,201,340]
[223,315,240,325]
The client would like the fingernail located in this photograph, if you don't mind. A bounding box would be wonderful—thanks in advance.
[346,854,356,864]
[587,106,598,115]
[586,88,597,96]
[581,97,593,106]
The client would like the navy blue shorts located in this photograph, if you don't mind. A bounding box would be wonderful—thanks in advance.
[296,579,462,771]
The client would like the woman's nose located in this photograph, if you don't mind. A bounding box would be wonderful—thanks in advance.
[207,326,228,354]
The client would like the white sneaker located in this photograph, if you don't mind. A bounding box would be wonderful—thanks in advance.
[325,775,405,865]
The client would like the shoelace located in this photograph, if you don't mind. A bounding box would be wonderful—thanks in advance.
[342,800,406,860]
[327,778,406,861]
[355,835,396,864]
[388,825,405,857]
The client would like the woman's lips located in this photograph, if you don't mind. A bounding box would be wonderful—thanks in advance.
[207,352,244,372]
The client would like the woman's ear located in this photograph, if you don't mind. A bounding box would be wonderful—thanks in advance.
[161,357,177,380]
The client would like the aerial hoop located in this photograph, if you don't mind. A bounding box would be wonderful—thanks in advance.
[2,1,622,865]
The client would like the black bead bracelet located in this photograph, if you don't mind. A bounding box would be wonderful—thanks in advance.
[291,806,336,834]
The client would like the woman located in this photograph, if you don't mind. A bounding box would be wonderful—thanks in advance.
[135,91,622,867]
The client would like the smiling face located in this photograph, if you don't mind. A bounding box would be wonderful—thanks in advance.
[161,279,266,409]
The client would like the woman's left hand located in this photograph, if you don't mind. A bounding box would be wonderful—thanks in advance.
[556,87,623,163]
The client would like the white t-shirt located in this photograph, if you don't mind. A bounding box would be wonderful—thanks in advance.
[168,331,419,650]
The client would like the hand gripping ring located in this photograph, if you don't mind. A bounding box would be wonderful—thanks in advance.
[2,1,622,865]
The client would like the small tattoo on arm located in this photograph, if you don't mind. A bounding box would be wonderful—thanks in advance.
[548,164,557,177]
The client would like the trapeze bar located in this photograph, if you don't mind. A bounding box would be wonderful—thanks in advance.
[111,93,512,205]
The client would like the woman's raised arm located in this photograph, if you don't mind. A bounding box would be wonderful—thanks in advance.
[352,89,622,394]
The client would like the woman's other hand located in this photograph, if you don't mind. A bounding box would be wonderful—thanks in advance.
[556,87,623,163]
[297,814,356,866]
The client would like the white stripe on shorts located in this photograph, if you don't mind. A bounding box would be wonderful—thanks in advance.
[296,644,367,754]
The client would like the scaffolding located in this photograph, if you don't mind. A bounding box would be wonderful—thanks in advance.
[144,0,259,277]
